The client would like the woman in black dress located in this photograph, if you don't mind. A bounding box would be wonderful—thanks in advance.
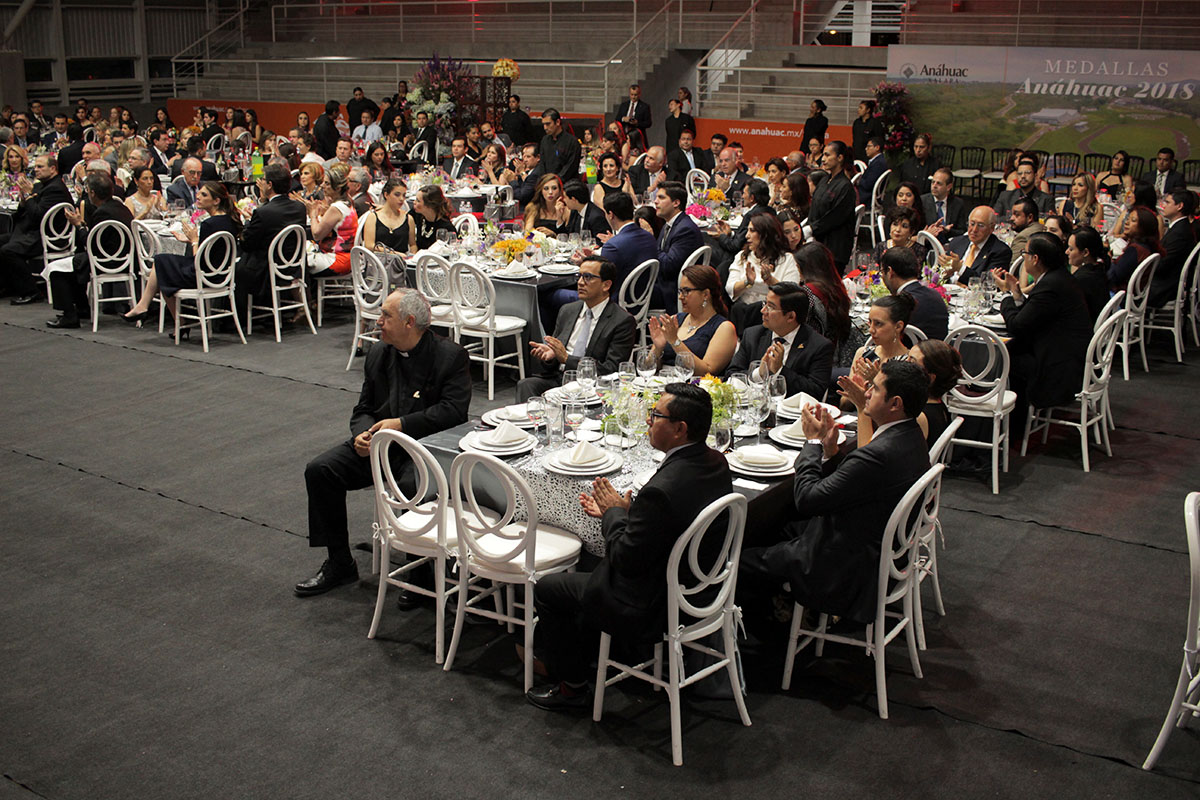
[363,177,413,253]
[124,181,241,325]
[590,152,634,208]
[409,185,456,251]
[807,140,858,273]
[1067,225,1113,323]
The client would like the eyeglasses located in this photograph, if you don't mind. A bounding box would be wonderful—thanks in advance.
[575,272,602,283]
[967,221,991,229]
[647,409,680,423]
[677,286,700,296]
[760,302,780,312]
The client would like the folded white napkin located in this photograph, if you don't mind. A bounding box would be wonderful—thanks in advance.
[498,262,528,275]
[783,417,808,439]
[781,391,819,412]
[565,440,606,465]
[499,403,528,420]
[561,380,581,394]
[484,420,529,446]
[736,445,789,467]
[728,376,749,393]
[428,241,453,256]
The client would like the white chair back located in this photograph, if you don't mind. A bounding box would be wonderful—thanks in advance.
[415,252,454,305]
[667,493,748,634]
[453,212,478,238]
[916,230,944,265]
[682,244,712,269]
[85,220,135,276]
[619,258,659,330]
[370,429,449,548]
[1083,309,1127,399]
[945,324,1010,409]
[1125,252,1159,316]
[854,159,867,175]
[928,416,964,466]
[131,220,160,278]
[1098,201,1122,234]
[870,169,891,217]
[235,130,252,149]
[1095,290,1125,332]
[408,140,429,161]
[267,224,307,286]
[40,201,76,257]
[491,184,513,204]
[449,260,497,331]
[852,204,866,237]
[193,230,238,290]
[1171,241,1200,308]
[877,464,945,610]
[686,168,710,204]
[352,210,371,248]
[82,126,97,143]
[905,323,927,343]
[876,214,886,244]
[206,133,226,153]
[350,245,387,312]
[450,451,539,573]
[632,151,648,167]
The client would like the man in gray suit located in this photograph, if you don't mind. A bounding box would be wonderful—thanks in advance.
[517,256,638,402]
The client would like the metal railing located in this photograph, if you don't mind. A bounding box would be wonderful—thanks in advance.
[601,1,674,108]
[171,0,252,97]
[697,0,801,114]
[696,64,884,123]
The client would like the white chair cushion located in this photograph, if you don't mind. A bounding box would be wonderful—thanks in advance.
[387,501,499,549]
[948,390,1017,416]
[459,314,526,335]
[470,523,581,574]
[952,169,980,178]
[430,303,455,321]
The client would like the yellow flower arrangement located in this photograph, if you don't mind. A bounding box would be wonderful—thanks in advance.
[492,58,520,82]
[490,238,532,263]
[704,187,726,204]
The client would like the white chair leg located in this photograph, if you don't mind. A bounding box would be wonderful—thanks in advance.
[929,532,945,615]
[723,619,752,727]
[913,577,927,651]
[433,558,447,665]
[245,296,254,335]
[198,300,211,352]
[592,632,611,722]
[1138,319,1150,372]
[272,300,282,343]
[1020,406,1033,456]
[904,591,923,680]
[814,613,828,657]
[874,622,890,720]
[91,280,100,332]
[1143,660,1196,769]
[1122,325,1132,380]
[442,569,471,674]
[522,583,536,694]
[487,336,496,401]
[781,602,803,691]
[990,417,1001,494]
[668,641,684,766]
[367,550,390,640]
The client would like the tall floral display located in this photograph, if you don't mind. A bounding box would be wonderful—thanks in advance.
[873,81,915,160]
[408,53,473,152]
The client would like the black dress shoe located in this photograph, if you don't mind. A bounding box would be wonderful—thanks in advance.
[526,683,589,712]
[11,294,41,305]
[294,559,359,597]
[395,587,425,610]
[45,315,80,329]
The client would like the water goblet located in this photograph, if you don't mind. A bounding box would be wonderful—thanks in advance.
[526,396,546,443]
[561,369,580,401]
[618,360,635,385]
[564,401,586,441]
[636,347,658,380]
[675,351,695,383]
[577,357,597,397]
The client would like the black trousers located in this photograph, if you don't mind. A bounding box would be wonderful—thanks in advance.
[304,438,414,554]
[515,375,558,403]
[48,254,91,320]
[0,237,38,295]
[533,571,594,684]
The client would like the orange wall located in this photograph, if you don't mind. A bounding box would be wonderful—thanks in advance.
[693,118,853,164]
[167,99,350,139]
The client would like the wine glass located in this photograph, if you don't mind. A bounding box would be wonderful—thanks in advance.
[767,373,787,414]
[561,369,579,400]
[748,386,771,445]
[597,374,616,415]
[747,360,766,386]
[618,360,635,385]
[577,357,597,397]
[564,401,586,441]
[526,396,546,444]
[616,392,646,447]
[636,347,658,381]
[675,351,695,383]
[707,418,733,452]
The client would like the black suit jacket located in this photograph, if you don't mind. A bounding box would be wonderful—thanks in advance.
[663,112,694,153]
[441,156,478,180]
[656,212,704,299]
[994,186,1054,216]
[1072,264,1111,323]
[1000,267,1093,408]
[57,141,86,178]
[166,180,199,209]
[564,202,611,240]
[583,442,732,638]
[8,175,73,254]
[666,148,706,183]
[1150,218,1197,307]
[1142,169,1187,194]
[237,194,309,297]
[313,114,340,160]
[617,98,652,140]
[70,198,134,281]
[626,163,664,197]
[899,281,950,341]
[857,154,889,206]
[170,158,219,182]
[536,299,637,377]
[808,172,857,267]
[510,163,545,208]
[726,324,834,398]
[755,419,930,623]
[920,193,967,241]
[711,169,750,200]
[350,331,472,439]
[946,233,1012,284]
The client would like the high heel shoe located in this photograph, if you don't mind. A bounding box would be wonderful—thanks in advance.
[166,327,190,342]
[123,309,151,325]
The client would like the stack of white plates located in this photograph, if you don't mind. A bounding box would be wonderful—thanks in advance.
[492,266,537,280]
[540,447,623,476]
[458,428,537,456]
[775,393,841,420]
[544,384,602,405]
[481,404,538,429]
[768,425,847,449]
[725,445,796,478]
[538,263,577,275]
[980,312,1007,329]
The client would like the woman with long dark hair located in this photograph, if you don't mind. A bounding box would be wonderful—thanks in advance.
[1066,225,1111,322]
[1096,150,1133,198]
[778,170,811,220]
[364,141,394,182]
[409,185,456,251]
[590,152,635,208]
[807,140,858,272]
[726,214,800,332]
[1108,205,1162,289]
[648,263,737,375]
[794,241,855,359]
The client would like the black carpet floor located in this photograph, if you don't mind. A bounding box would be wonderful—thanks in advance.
[3,301,1200,798]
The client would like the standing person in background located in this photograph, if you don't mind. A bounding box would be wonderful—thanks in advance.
[345,88,378,132]
[898,134,939,195]
[313,100,341,161]
[539,108,581,182]
[801,99,828,156]
[618,84,651,146]
[663,99,694,155]
[501,94,536,148]
[807,141,857,273]
[851,100,884,163]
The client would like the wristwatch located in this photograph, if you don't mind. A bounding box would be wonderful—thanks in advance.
[671,338,683,348]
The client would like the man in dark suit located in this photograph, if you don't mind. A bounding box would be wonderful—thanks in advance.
[662,99,694,155]
[940,206,1012,285]
[920,168,968,243]
[627,146,667,197]
[1143,147,1187,198]
[148,128,175,177]
[1151,189,1198,307]
[711,146,750,198]
[528,383,732,709]
[517,256,637,402]
[440,137,478,180]
[666,129,706,182]
[1,153,73,304]
[880,246,949,341]
[347,167,373,219]
[994,158,1053,217]
[507,143,545,209]
[739,360,931,626]
[56,123,87,178]
[45,173,134,328]
[597,192,660,289]
[297,289,472,597]
[898,134,940,195]
[652,181,704,303]
[313,100,342,161]
[993,232,1092,413]
[234,162,309,325]
[706,133,727,177]
[198,107,224,147]
[412,112,438,166]
[617,83,652,144]
[166,158,204,210]
[856,136,888,207]
[726,282,834,397]
[560,179,611,241]
[169,136,220,181]
[41,114,69,150]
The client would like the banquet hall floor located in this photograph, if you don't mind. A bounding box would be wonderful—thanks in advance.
[2,301,1199,799]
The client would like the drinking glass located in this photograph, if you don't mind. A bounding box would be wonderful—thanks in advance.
[544,400,565,447]
[747,360,766,386]
[768,373,787,412]
[618,360,635,385]
[748,386,771,445]
[707,418,733,452]
[526,396,546,443]
[675,351,695,383]
[577,357,597,397]
[602,419,625,453]
[636,347,658,380]
[564,401,586,441]
[597,375,616,415]
[617,392,646,446]
[561,369,579,400]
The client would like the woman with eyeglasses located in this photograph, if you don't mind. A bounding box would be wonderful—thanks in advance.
[726,213,799,333]
[647,263,737,376]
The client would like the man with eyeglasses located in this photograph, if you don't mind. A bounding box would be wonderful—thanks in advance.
[517,256,636,402]
[725,281,833,397]
[528,382,731,711]
[167,158,204,210]
[938,205,1011,285]
[994,158,1053,217]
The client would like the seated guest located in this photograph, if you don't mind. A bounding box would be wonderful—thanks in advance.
[347,167,373,219]
[292,161,324,203]
[738,361,932,627]
[297,132,324,165]
[1150,189,1197,307]
[507,143,545,208]
[126,181,240,326]
[560,179,611,241]
[1095,150,1133,198]
[297,289,471,597]
[476,143,508,186]
[409,185,456,251]
[666,128,706,181]
[856,136,888,206]
[464,124,484,161]
[871,206,927,266]
[1065,226,1112,323]
[994,158,1054,217]
[726,282,834,397]
[1044,214,1072,243]
[652,181,703,303]
[528,382,731,710]
[363,141,394,182]
[1058,172,1102,228]
[898,133,939,194]
[231,162,309,322]
[324,138,356,172]
[779,208,805,250]
[124,165,165,221]
[590,152,635,209]
[1,153,72,304]
[777,170,811,220]
[306,163,357,277]
[886,180,926,230]
[647,263,737,374]
[351,109,382,145]
[848,294,916,394]
[0,144,27,194]
[523,173,567,235]
[1109,180,1157,239]
[726,213,800,332]
[166,157,204,210]
[441,137,477,181]
[879,245,949,341]
[710,146,749,197]
[516,256,637,402]
[362,177,413,253]
[1006,197,1046,268]
[711,178,775,269]
[627,145,667,197]
[46,173,134,329]
[595,191,659,288]
[1108,205,1161,289]
[939,205,1012,285]
[993,232,1092,412]
[147,128,175,176]
[794,241,857,364]
[763,157,789,207]
[169,135,219,181]
[1142,147,1187,197]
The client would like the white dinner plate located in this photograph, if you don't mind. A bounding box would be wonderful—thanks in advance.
[724,450,796,478]
[458,430,536,456]
[482,406,538,428]
[543,386,603,406]
[541,451,623,476]
[491,269,537,280]
[538,264,577,275]
[980,312,1006,328]
[768,427,848,449]
[775,398,842,420]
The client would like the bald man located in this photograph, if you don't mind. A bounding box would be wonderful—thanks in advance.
[938,205,1012,285]
[710,146,750,197]
[628,145,667,196]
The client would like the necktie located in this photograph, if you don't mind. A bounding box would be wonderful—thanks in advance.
[659,221,672,248]
[453,160,461,179]
[963,243,977,268]
[1157,172,1166,195]
[571,308,594,357]
[685,151,695,170]
[936,199,945,222]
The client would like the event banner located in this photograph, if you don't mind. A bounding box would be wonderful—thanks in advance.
[886,45,1200,164]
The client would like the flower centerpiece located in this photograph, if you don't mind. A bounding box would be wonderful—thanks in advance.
[490,237,531,264]
[492,58,520,82]
[922,263,953,305]
[873,81,916,161]
[864,269,892,300]
[698,374,738,429]
[410,53,473,153]
[685,202,711,219]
